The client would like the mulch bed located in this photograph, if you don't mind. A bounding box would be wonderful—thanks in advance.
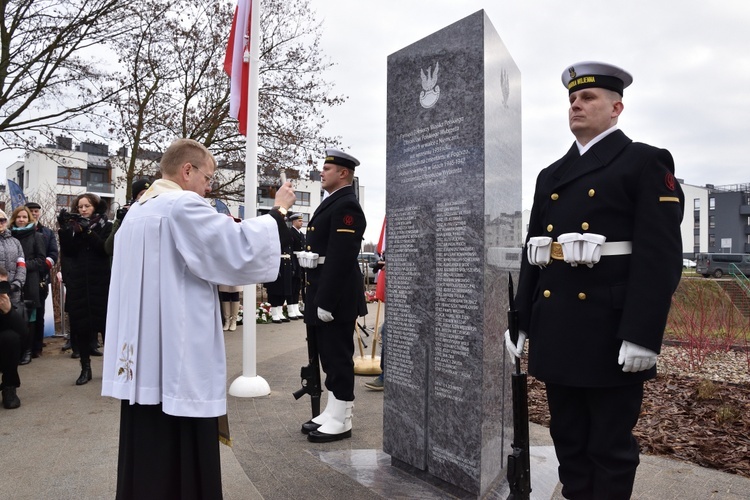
[527,373,750,478]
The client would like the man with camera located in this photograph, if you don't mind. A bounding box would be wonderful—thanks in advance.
[0,266,27,409]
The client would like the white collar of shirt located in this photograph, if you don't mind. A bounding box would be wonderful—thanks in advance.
[576,125,619,156]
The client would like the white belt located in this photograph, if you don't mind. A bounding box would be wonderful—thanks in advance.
[599,241,633,256]
[528,234,632,268]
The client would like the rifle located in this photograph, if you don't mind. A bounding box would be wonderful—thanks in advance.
[506,272,532,500]
[292,327,322,418]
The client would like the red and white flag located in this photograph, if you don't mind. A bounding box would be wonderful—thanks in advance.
[223,0,252,135]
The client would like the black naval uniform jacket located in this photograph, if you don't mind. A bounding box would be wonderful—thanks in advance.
[263,227,293,298]
[303,185,367,325]
[290,226,305,279]
[515,130,684,387]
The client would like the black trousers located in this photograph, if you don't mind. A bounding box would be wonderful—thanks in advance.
[116,401,222,500]
[309,321,355,401]
[289,276,302,305]
[545,382,644,500]
[0,329,21,388]
[33,285,49,353]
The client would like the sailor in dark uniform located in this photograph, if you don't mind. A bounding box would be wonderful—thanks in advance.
[286,212,305,320]
[505,61,684,500]
[299,149,367,443]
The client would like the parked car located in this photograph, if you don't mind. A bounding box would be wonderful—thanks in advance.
[695,252,750,278]
[682,258,696,269]
[358,252,380,284]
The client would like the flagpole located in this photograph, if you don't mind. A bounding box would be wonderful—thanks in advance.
[229,0,270,398]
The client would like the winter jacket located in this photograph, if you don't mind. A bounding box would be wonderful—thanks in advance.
[58,213,113,336]
[0,229,26,305]
[11,224,46,309]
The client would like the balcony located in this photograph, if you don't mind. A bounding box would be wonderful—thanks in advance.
[86,182,114,194]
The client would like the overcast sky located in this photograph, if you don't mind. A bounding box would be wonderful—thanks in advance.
[315,0,750,243]
[4,0,750,245]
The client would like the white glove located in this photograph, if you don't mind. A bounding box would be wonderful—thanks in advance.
[618,340,657,372]
[317,307,334,322]
[294,251,319,269]
[504,329,527,359]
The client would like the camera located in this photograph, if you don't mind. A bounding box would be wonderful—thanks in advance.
[58,209,90,229]
[0,281,11,295]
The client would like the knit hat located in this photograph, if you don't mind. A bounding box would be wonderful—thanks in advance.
[132,178,152,199]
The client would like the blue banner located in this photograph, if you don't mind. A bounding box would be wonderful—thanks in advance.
[7,179,27,211]
[215,199,231,215]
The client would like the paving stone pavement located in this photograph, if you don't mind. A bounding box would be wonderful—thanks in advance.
[2,302,749,499]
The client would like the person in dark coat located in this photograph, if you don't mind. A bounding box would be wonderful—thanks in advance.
[58,193,113,386]
[299,149,367,443]
[25,202,59,358]
[286,212,306,320]
[505,62,684,500]
[0,265,26,410]
[9,206,46,365]
[263,219,293,324]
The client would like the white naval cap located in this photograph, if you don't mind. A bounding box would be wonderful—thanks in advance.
[324,149,360,169]
[562,61,633,96]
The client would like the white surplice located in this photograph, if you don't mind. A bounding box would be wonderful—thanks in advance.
[101,180,280,417]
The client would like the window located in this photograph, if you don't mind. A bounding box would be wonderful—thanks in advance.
[694,212,700,229]
[708,215,715,229]
[57,194,76,212]
[87,168,108,183]
[693,198,700,210]
[693,234,700,246]
[709,234,716,248]
[709,197,715,210]
[296,191,311,206]
[58,167,83,186]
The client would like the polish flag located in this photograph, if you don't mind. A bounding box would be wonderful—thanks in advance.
[375,217,386,302]
[223,0,252,135]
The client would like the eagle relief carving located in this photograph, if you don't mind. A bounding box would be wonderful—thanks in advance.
[419,62,440,109]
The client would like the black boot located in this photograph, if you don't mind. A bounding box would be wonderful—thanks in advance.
[2,386,21,409]
[76,358,92,386]
[19,350,32,365]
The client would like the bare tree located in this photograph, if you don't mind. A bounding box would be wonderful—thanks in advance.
[0,0,135,151]
[108,0,344,202]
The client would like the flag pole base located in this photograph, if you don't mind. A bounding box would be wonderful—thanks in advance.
[228,375,271,398]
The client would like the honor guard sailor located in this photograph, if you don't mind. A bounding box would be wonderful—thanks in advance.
[505,61,684,499]
[299,148,367,443]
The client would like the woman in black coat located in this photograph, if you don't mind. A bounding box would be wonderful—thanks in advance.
[9,206,46,364]
[57,193,113,386]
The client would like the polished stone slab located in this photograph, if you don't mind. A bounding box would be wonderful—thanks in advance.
[384,9,522,496]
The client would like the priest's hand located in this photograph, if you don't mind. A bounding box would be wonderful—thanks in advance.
[618,340,657,372]
[317,307,334,322]
[274,181,296,210]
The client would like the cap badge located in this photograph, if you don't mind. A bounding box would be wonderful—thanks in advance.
[568,67,577,79]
